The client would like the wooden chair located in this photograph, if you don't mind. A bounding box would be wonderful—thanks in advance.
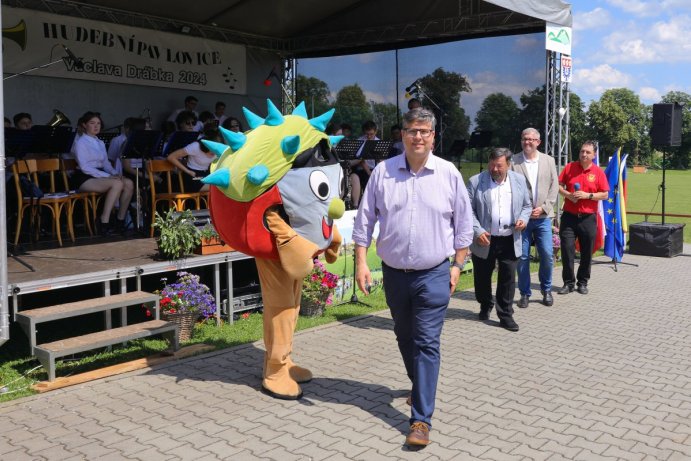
[147,159,202,237]
[12,159,74,246]
[60,158,102,236]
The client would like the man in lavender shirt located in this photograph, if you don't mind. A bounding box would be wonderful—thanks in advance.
[352,108,473,447]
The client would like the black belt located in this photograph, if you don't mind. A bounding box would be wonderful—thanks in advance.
[382,260,446,273]
[564,211,595,219]
[490,235,513,239]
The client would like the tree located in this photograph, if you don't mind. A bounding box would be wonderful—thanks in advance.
[660,91,691,169]
[294,75,332,118]
[475,93,521,151]
[416,68,472,155]
[370,102,402,140]
[567,92,590,161]
[587,88,647,160]
[332,84,372,136]
[518,85,590,161]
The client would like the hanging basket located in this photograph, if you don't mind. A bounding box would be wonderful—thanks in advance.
[300,291,330,317]
[161,311,199,341]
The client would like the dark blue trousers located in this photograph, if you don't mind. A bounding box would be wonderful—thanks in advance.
[382,260,450,427]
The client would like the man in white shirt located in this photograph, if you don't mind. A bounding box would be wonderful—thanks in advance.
[510,128,559,308]
[467,148,532,331]
[168,95,201,131]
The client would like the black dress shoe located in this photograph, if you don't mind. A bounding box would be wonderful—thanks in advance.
[557,285,574,295]
[517,294,529,308]
[576,285,588,294]
[542,290,554,306]
[479,309,490,321]
[499,317,519,332]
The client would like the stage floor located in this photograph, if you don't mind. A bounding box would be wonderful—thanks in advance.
[8,238,162,286]
[6,237,255,316]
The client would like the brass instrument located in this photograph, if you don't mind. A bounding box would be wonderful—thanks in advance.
[2,20,27,50]
[47,109,70,127]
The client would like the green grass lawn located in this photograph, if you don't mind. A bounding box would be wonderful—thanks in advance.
[625,168,691,242]
[2,162,688,401]
[460,162,691,243]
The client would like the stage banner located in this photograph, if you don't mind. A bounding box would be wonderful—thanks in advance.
[546,22,572,55]
[2,7,246,94]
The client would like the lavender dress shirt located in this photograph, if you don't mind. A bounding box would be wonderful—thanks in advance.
[353,153,473,271]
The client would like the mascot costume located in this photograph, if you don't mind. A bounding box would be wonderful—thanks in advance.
[200,99,345,400]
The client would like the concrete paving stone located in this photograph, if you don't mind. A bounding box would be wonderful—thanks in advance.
[201,439,251,458]
[648,425,689,444]
[145,435,186,453]
[621,428,664,447]
[571,448,620,461]
[509,442,553,461]
[477,446,526,461]
[658,438,691,457]
[447,440,493,458]
[537,440,583,459]
[601,445,647,460]
[0,448,32,460]
[668,452,691,461]
[640,415,680,433]
[595,432,637,451]
[163,442,214,459]
[354,434,398,456]
[73,441,119,459]
[290,443,343,461]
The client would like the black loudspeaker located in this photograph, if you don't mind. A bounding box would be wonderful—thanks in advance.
[629,222,685,257]
[651,103,683,147]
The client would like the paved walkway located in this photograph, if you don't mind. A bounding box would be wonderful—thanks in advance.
[1,248,691,460]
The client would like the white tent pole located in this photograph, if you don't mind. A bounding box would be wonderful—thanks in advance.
[0,3,11,346]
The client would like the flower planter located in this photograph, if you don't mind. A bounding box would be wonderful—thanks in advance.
[300,291,330,317]
[162,311,199,342]
[194,237,234,255]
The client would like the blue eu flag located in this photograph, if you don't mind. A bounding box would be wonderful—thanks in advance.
[603,149,628,261]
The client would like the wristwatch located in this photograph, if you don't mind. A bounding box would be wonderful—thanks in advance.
[451,261,465,271]
[589,193,593,200]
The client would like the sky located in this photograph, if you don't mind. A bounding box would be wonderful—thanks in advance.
[296,0,691,127]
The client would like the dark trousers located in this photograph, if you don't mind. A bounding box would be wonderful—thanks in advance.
[559,212,596,287]
[382,260,450,427]
[472,236,517,320]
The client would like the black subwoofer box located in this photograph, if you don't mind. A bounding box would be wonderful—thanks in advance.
[629,222,685,257]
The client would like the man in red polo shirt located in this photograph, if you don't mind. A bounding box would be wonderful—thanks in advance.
[557,141,609,295]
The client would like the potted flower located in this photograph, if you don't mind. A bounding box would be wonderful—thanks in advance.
[552,225,561,262]
[144,271,217,341]
[153,209,200,260]
[194,222,234,255]
[300,259,339,317]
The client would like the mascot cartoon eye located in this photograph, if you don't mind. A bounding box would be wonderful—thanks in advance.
[338,167,345,198]
[309,170,330,201]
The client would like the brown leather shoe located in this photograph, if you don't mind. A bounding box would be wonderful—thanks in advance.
[406,393,412,406]
[405,422,430,446]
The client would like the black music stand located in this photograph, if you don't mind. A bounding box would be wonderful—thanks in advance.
[161,131,199,157]
[30,125,76,156]
[334,139,365,209]
[361,140,395,163]
[97,132,120,151]
[122,130,163,232]
[4,128,35,159]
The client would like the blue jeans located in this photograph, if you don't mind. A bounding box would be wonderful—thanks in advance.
[382,260,450,428]
[517,218,554,296]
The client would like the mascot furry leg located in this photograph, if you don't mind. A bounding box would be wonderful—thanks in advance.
[257,209,341,399]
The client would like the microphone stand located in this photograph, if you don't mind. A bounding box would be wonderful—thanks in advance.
[3,58,67,81]
[416,86,446,154]
[336,240,370,308]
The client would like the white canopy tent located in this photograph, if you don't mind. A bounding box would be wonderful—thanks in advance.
[0,0,571,345]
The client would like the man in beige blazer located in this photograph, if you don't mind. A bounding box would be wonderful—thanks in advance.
[510,128,559,308]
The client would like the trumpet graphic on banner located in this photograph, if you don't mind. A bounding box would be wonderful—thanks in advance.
[2,20,27,50]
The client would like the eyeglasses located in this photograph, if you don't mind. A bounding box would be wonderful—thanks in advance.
[185,121,196,126]
[403,128,434,138]
[522,138,539,142]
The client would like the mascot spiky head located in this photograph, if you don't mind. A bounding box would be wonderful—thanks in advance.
[202,99,346,259]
